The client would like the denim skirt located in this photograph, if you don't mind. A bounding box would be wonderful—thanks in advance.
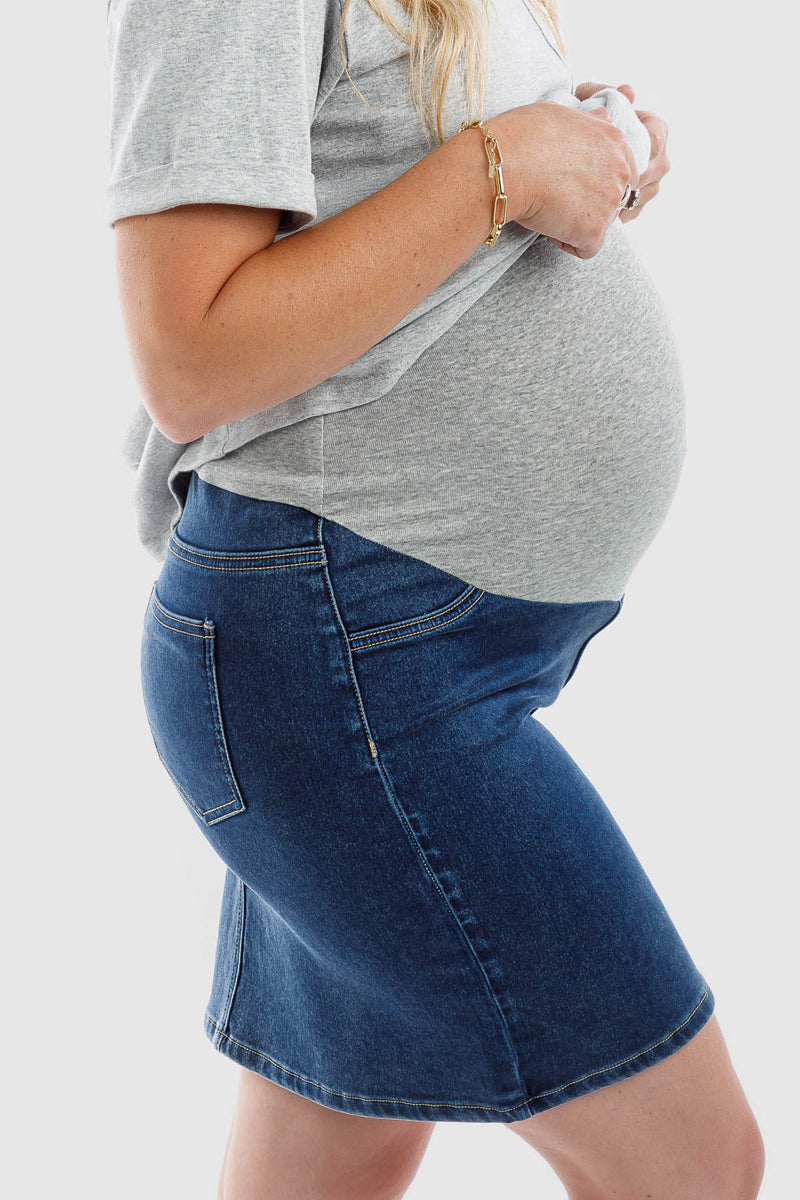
[140,470,715,1123]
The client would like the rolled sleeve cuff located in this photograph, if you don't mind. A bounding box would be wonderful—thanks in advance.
[105,160,317,232]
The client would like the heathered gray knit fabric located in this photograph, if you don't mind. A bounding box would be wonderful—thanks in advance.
[106,0,667,601]
[198,219,686,602]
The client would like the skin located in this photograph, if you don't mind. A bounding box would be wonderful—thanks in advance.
[545,81,670,257]
[119,73,757,1197]
[213,94,765,1200]
[114,98,638,442]
[218,1014,764,1200]
[216,1069,436,1200]
[505,1012,765,1199]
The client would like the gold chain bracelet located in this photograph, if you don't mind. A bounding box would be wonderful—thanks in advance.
[457,118,509,247]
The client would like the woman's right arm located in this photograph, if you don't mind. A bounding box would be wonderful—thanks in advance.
[114,101,636,444]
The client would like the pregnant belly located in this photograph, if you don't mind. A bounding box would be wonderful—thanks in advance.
[322,220,688,604]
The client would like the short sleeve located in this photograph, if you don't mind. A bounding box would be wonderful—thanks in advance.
[105,0,332,232]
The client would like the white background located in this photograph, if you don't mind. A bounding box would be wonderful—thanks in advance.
[3,0,796,1195]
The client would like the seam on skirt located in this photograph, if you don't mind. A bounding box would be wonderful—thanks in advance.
[203,1012,533,1114]
[348,587,486,650]
[203,980,712,1114]
[216,876,247,1038]
[166,542,325,572]
[314,515,377,758]
[314,514,528,1097]
[347,586,480,637]
[167,538,322,563]
[526,981,712,1101]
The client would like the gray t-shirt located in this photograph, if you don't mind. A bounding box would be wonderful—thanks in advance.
[106,0,669,603]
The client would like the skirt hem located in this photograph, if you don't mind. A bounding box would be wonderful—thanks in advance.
[202,980,715,1124]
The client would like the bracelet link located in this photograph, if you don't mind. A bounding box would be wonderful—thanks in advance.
[458,118,509,248]
[492,191,508,229]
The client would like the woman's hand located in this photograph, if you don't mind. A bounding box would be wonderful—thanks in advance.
[574,81,670,222]
[493,101,639,259]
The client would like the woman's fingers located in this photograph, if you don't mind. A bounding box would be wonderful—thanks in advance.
[557,86,671,228]
[573,80,610,101]
[635,110,670,170]
[545,236,582,256]
[617,178,661,221]
[586,105,639,186]
[574,81,635,105]
[616,111,670,220]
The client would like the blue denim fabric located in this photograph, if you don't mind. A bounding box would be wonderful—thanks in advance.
[140,470,715,1123]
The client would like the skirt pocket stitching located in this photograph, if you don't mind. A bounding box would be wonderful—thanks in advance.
[349,587,486,653]
[349,584,483,641]
[147,728,206,821]
[151,592,210,638]
[169,528,321,561]
[202,621,247,819]
[167,536,325,573]
[144,589,247,825]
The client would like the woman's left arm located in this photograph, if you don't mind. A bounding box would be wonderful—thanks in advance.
[574,82,670,221]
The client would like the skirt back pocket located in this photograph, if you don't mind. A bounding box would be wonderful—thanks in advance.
[140,583,247,826]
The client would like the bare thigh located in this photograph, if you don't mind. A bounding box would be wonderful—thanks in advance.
[217,1066,436,1200]
[506,1013,765,1199]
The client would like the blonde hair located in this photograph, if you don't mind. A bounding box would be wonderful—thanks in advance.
[337,0,568,144]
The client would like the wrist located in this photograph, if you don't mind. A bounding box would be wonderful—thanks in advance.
[457,118,510,246]
[477,109,528,227]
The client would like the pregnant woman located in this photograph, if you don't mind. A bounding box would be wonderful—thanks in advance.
[105,1,765,1196]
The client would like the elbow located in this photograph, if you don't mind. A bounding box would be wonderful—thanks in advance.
[133,333,280,444]
[146,396,210,446]
[124,318,226,443]
[152,409,210,446]
[139,364,215,446]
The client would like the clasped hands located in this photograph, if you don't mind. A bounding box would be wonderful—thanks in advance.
[574,81,670,222]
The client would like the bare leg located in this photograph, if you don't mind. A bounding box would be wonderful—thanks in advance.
[217,1066,436,1200]
[506,1013,765,1199]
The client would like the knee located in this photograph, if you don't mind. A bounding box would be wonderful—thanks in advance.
[706,1113,766,1200]
[218,1120,432,1200]
[355,1129,434,1200]
[734,1112,766,1200]
[702,1109,766,1200]
[568,1109,766,1200]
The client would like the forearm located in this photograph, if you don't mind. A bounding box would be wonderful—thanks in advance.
[159,114,524,443]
